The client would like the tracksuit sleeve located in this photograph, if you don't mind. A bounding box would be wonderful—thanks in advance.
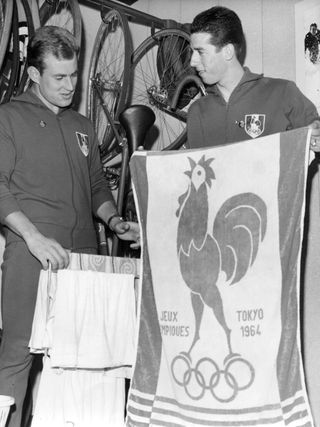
[187,101,206,149]
[0,120,20,222]
[88,130,116,215]
[284,81,319,128]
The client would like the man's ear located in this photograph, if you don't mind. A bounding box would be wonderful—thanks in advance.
[223,43,235,61]
[27,66,40,84]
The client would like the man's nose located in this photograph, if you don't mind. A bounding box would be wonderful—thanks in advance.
[64,76,75,91]
[190,51,198,67]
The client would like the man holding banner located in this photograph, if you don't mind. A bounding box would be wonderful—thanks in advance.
[126,5,319,427]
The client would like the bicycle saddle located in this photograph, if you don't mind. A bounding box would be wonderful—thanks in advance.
[119,105,156,156]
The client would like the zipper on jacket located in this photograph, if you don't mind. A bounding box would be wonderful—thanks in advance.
[56,114,77,250]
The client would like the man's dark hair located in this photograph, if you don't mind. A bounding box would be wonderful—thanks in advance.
[27,26,79,74]
[191,6,246,65]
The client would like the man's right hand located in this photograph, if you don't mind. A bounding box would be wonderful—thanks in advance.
[25,231,70,270]
[4,211,70,270]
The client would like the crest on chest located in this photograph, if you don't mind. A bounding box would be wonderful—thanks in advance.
[76,132,89,156]
[244,114,265,138]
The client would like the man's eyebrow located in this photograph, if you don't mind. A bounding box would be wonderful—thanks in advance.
[53,71,78,77]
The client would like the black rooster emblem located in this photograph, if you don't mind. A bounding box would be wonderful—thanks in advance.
[176,155,267,363]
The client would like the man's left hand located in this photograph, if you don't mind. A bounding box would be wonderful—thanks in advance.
[309,119,320,152]
[113,220,141,249]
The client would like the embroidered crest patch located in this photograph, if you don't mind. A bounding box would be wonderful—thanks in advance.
[76,132,89,156]
[244,114,265,139]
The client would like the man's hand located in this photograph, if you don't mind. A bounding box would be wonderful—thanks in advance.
[112,220,141,249]
[4,211,70,270]
[309,119,320,152]
[96,202,141,249]
[25,231,70,270]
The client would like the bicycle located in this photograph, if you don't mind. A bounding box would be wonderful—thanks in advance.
[87,7,132,164]
[96,103,156,257]
[86,0,200,163]
[85,1,206,256]
[129,24,198,151]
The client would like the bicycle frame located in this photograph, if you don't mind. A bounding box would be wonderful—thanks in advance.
[84,0,196,256]
[91,77,129,216]
[91,76,125,156]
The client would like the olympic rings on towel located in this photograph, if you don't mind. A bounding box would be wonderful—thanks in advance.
[171,353,255,402]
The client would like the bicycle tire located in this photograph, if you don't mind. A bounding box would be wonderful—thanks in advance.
[86,8,132,162]
[30,0,41,29]
[39,0,82,48]
[0,0,20,104]
[14,0,36,96]
[0,0,13,72]
[130,28,196,151]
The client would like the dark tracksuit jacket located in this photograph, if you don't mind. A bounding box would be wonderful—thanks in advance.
[187,67,319,148]
[0,89,115,420]
[0,89,114,249]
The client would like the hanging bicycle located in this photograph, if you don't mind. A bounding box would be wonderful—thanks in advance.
[86,0,200,163]
[86,7,132,164]
[85,0,205,255]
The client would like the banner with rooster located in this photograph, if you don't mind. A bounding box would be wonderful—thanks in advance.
[126,127,314,427]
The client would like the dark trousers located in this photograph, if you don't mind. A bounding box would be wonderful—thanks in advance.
[0,242,98,427]
[0,241,41,427]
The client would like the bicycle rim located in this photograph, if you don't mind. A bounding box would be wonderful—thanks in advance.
[30,0,41,29]
[0,0,19,104]
[86,9,132,161]
[0,0,13,72]
[39,0,82,47]
[15,0,35,96]
[131,28,192,151]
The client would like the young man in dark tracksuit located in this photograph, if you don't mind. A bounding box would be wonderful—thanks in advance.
[187,6,320,151]
[0,26,140,427]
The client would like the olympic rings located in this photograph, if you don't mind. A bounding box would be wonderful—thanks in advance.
[225,356,255,391]
[171,353,255,402]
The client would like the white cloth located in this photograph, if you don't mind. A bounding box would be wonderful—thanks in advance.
[29,269,136,372]
[31,357,126,427]
[29,254,140,425]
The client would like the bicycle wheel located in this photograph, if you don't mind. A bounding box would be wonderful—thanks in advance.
[14,0,36,96]
[130,28,198,151]
[0,0,19,104]
[30,0,41,29]
[39,0,82,47]
[86,9,132,162]
[0,0,13,72]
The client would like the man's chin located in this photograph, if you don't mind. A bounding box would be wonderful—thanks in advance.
[58,99,73,108]
[199,73,215,85]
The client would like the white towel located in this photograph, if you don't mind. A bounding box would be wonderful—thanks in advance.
[31,357,125,427]
[29,269,136,371]
[28,268,56,354]
[52,270,136,369]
